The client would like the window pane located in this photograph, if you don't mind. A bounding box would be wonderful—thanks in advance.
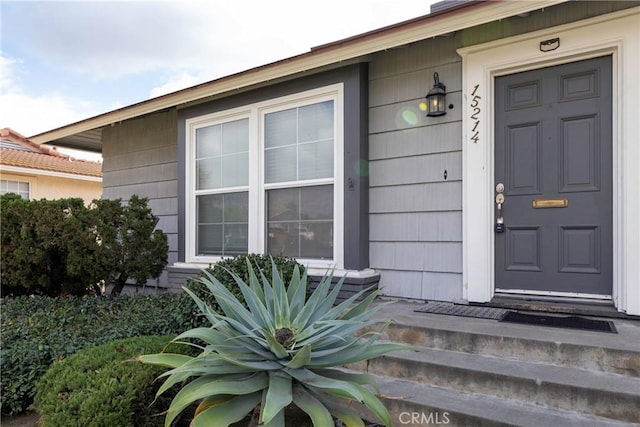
[298,101,333,143]
[300,185,333,220]
[1,179,29,199]
[298,140,333,180]
[264,100,334,184]
[197,157,221,190]
[196,125,221,158]
[222,119,249,154]
[198,224,223,254]
[221,152,249,187]
[266,185,333,259]
[267,223,298,258]
[197,192,248,256]
[300,222,333,259]
[223,191,249,222]
[198,194,223,223]
[224,224,248,255]
[267,187,299,221]
[265,108,296,148]
[265,145,296,183]
[196,118,248,190]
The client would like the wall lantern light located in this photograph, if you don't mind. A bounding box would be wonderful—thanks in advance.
[425,72,447,117]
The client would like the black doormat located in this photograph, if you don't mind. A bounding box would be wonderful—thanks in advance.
[500,311,617,333]
[415,302,508,320]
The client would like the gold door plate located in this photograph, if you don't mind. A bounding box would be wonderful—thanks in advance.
[532,199,569,208]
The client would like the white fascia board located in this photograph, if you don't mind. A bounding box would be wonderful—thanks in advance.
[0,165,102,182]
[30,0,567,145]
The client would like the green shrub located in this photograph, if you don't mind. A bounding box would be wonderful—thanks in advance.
[0,292,200,416]
[0,194,168,298]
[185,253,308,311]
[139,259,408,426]
[0,195,90,296]
[34,336,191,427]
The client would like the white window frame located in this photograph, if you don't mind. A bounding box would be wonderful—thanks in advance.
[185,83,344,269]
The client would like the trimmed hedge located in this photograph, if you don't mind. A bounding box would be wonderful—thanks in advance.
[0,292,201,416]
[34,336,191,427]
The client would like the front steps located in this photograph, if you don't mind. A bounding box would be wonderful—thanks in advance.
[350,300,640,426]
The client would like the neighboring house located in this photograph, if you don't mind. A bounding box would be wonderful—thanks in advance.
[0,128,102,204]
[30,1,640,316]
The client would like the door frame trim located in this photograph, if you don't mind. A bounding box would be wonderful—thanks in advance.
[457,7,640,315]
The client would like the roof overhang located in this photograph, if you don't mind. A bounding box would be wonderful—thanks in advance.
[30,0,567,151]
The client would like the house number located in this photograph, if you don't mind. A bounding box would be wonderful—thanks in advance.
[470,84,481,144]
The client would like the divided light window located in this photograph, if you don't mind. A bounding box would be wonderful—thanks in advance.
[187,84,342,265]
[195,118,249,256]
[264,101,334,259]
[0,179,30,199]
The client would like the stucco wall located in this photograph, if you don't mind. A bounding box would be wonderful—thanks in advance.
[0,171,102,205]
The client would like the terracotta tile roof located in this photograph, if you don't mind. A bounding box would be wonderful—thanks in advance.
[0,128,102,178]
[1,148,103,177]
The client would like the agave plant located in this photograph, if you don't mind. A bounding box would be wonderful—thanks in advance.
[137,259,408,427]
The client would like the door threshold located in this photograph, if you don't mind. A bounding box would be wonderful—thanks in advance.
[473,294,637,320]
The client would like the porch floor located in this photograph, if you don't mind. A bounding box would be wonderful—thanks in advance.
[372,298,640,356]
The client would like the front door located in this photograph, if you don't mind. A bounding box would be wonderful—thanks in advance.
[494,56,612,297]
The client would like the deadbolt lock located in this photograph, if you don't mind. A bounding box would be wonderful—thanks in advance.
[496,183,505,193]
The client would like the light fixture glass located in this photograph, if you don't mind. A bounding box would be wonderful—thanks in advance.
[425,72,447,117]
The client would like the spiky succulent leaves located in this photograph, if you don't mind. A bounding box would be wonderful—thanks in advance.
[260,370,293,424]
[191,392,262,427]
[139,257,408,427]
[292,383,334,426]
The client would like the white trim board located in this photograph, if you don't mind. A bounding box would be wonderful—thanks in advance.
[457,8,640,315]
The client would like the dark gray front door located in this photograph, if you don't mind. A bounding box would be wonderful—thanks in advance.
[494,56,612,296]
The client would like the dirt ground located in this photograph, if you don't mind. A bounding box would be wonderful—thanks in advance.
[1,412,40,427]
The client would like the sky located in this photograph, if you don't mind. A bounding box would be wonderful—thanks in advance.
[1,0,439,153]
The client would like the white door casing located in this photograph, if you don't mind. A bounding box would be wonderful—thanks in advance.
[457,8,640,314]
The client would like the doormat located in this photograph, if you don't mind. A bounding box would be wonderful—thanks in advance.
[500,311,617,333]
[415,302,508,320]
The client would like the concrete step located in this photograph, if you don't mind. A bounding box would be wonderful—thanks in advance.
[356,300,640,424]
[367,374,639,427]
[349,346,640,423]
[368,302,640,377]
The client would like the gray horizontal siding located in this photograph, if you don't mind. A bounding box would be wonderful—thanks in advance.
[369,182,461,213]
[369,91,462,134]
[370,242,462,273]
[369,61,461,108]
[368,32,463,302]
[369,35,460,80]
[376,270,462,301]
[369,122,462,160]
[102,110,178,288]
[102,163,177,187]
[102,145,176,173]
[102,181,178,200]
[369,151,461,187]
[370,211,462,242]
[167,266,201,291]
